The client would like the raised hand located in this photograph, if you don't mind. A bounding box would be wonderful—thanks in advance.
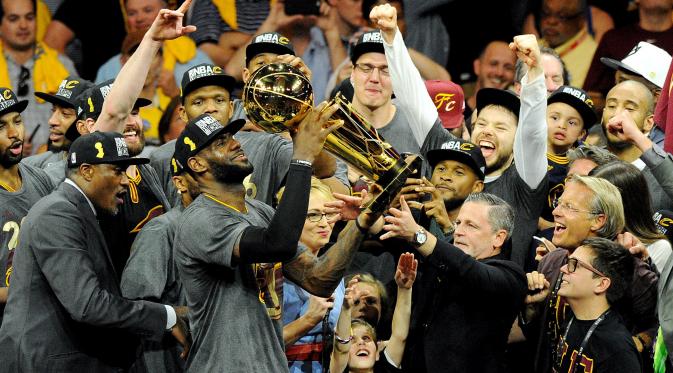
[369,3,397,43]
[324,191,366,221]
[605,110,653,152]
[390,177,434,210]
[394,252,418,289]
[292,101,343,163]
[305,295,335,324]
[421,178,453,234]
[342,276,362,310]
[616,232,650,261]
[524,271,550,305]
[509,34,540,69]
[275,54,313,82]
[148,0,197,42]
[381,196,421,241]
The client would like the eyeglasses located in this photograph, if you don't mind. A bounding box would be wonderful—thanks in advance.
[552,199,600,215]
[566,257,607,277]
[17,67,30,97]
[354,63,390,77]
[540,8,583,22]
[306,211,338,222]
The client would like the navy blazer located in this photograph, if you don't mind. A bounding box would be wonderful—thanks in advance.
[0,182,167,372]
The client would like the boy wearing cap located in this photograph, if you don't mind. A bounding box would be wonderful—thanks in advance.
[22,76,93,169]
[0,87,55,325]
[173,108,378,372]
[0,131,189,372]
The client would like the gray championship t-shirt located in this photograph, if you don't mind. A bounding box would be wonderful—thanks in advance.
[484,165,548,269]
[0,163,54,324]
[21,150,66,169]
[174,195,297,372]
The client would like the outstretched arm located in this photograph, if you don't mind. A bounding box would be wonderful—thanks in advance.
[385,253,417,367]
[510,34,547,189]
[329,277,361,373]
[94,0,196,133]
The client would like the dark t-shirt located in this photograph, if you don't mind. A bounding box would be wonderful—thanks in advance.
[554,311,641,373]
[542,152,569,221]
[53,0,126,80]
[583,24,673,97]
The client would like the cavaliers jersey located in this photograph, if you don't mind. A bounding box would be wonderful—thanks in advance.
[100,167,165,281]
[0,163,54,323]
[542,152,569,222]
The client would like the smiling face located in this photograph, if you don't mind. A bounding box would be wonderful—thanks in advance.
[558,245,604,300]
[300,193,335,253]
[125,0,163,31]
[546,102,585,154]
[430,159,483,203]
[0,111,25,167]
[47,104,77,151]
[470,105,517,176]
[473,41,516,90]
[192,132,253,184]
[351,52,393,111]
[122,108,145,157]
[348,323,378,370]
[552,181,602,249]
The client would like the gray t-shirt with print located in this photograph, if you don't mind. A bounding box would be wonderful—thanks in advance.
[174,195,297,372]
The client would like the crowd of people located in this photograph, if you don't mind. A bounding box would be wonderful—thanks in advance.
[0,0,673,372]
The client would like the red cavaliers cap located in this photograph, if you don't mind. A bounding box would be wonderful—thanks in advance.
[425,80,465,129]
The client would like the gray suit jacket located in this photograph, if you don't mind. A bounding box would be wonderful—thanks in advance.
[659,254,673,367]
[0,182,167,372]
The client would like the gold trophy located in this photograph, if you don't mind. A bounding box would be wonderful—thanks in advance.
[243,63,420,213]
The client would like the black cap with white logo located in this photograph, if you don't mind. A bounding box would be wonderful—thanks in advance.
[350,30,385,64]
[547,86,597,129]
[67,131,149,168]
[172,114,245,174]
[653,210,673,242]
[180,63,236,102]
[34,76,94,109]
[0,87,28,117]
[79,79,152,120]
[476,88,521,119]
[427,139,486,180]
[245,32,295,65]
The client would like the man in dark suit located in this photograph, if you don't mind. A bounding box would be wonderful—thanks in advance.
[0,131,189,372]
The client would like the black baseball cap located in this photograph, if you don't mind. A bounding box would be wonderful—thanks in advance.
[653,210,673,242]
[476,88,521,118]
[350,30,385,64]
[180,63,236,102]
[0,87,28,117]
[80,79,152,120]
[245,32,295,66]
[427,139,486,180]
[67,131,149,168]
[34,76,93,109]
[172,114,245,174]
[547,86,597,129]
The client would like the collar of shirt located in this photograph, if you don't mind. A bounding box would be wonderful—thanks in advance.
[64,178,97,216]
[632,158,647,171]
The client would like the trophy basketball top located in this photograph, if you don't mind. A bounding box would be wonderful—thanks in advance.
[242,63,314,133]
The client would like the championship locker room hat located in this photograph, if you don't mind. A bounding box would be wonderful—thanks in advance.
[425,80,465,129]
[245,32,295,65]
[180,63,236,102]
[547,86,597,129]
[67,131,149,168]
[34,76,94,109]
[0,87,28,116]
[427,139,486,180]
[350,30,385,64]
[601,42,672,89]
[653,210,673,242]
[476,88,521,118]
[80,79,152,120]
[172,114,246,174]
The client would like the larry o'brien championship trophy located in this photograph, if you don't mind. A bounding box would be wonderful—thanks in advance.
[243,63,421,213]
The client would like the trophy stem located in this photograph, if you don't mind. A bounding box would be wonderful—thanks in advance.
[363,154,421,214]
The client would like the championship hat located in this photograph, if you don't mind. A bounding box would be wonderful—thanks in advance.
[427,139,486,180]
[34,76,94,109]
[350,30,385,64]
[80,79,152,120]
[476,88,520,118]
[180,63,236,102]
[425,80,465,129]
[245,32,295,65]
[653,210,673,242]
[547,86,597,129]
[172,114,245,174]
[0,87,28,117]
[601,42,672,89]
[67,131,149,168]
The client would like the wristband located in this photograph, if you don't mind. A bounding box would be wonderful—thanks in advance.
[335,330,354,344]
[291,159,312,168]
[355,216,369,233]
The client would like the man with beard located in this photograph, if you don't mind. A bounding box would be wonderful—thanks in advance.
[120,151,201,373]
[22,76,93,168]
[173,111,384,372]
[0,87,54,325]
[602,79,673,212]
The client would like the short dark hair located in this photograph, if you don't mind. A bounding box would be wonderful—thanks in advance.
[0,0,36,21]
[581,237,634,305]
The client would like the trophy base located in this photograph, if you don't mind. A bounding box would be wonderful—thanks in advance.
[364,154,422,214]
